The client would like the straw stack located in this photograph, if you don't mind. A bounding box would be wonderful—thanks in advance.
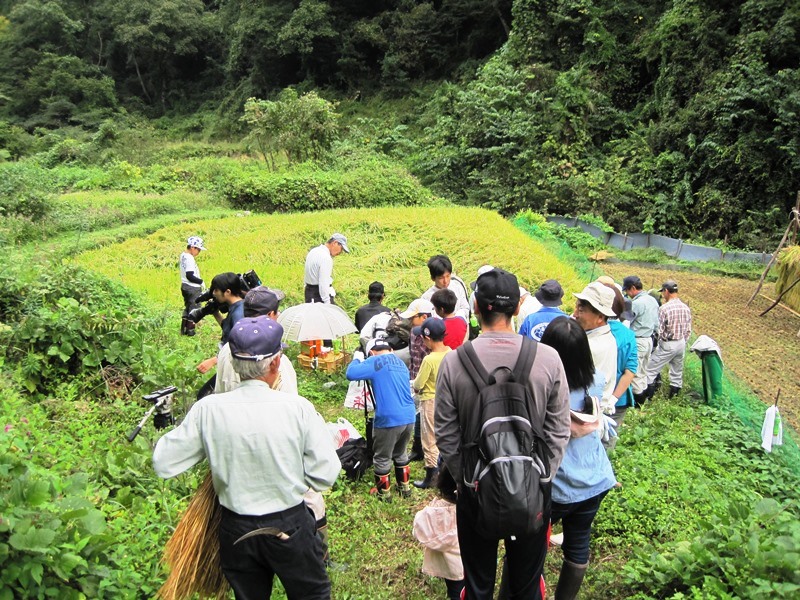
[157,472,229,600]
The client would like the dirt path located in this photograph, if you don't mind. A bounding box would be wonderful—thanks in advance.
[602,264,800,432]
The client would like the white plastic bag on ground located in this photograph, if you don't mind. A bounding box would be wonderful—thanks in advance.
[326,417,363,449]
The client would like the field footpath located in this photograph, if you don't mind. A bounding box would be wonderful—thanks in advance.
[602,263,800,432]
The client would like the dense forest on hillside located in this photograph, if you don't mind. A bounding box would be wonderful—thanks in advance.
[0,0,799,248]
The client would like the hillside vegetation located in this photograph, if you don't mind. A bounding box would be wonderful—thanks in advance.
[1,0,798,249]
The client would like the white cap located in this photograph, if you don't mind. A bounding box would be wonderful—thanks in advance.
[187,236,206,251]
[399,298,435,319]
[331,233,349,253]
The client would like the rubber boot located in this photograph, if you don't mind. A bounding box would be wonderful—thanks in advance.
[633,392,648,408]
[370,473,392,502]
[318,525,348,572]
[413,466,439,489]
[668,385,681,398]
[181,317,196,336]
[395,464,412,498]
[409,414,423,461]
[554,560,588,600]
[408,436,424,462]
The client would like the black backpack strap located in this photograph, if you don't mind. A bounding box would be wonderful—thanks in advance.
[511,336,537,383]
[456,341,491,390]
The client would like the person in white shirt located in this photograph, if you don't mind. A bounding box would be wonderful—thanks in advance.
[153,317,340,599]
[179,235,206,336]
[421,255,470,323]
[304,233,349,304]
[571,282,619,414]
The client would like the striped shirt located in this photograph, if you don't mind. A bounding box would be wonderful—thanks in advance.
[658,298,692,341]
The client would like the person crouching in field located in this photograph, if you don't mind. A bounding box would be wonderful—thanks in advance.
[411,317,451,489]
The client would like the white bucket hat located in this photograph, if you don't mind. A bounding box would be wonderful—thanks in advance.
[574,282,616,317]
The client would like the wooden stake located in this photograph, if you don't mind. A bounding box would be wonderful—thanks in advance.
[759,276,800,316]
[748,193,800,306]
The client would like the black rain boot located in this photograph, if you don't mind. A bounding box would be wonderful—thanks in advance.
[395,464,412,498]
[554,560,588,600]
[413,467,439,489]
[633,392,648,408]
[408,436,424,462]
[668,385,682,398]
[370,473,392,502]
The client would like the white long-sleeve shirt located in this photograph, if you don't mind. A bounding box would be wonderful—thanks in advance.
[422,274,470,322]
[304,244,334,303]
[153,379,340,515]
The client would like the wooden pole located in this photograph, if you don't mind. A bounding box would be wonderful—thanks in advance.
[747,193,800,306]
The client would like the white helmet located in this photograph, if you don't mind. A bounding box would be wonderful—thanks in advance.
[187,236,206,251]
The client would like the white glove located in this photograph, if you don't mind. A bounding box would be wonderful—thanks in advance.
[329,287,336,298]
[352,351,365,362]
[601,394,617,415]
[599,415,618,442]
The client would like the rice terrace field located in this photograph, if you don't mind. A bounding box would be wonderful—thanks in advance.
[602,263,800,432]
[3,204,799,599]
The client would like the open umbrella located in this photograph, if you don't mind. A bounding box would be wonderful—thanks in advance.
[278,302,357,342]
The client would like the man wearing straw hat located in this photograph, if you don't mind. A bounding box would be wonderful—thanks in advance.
[153,317,341,599]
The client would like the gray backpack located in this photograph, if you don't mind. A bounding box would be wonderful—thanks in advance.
[456,337,553,539]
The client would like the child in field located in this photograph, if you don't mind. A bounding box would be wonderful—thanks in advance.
[431,288,467,349]
[411,317,451,489]
[412,465,465,600]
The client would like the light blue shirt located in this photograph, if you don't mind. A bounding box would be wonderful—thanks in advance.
[346,353,416,429]
[153,379,340,515]
[609,320,638,408]
[630,291,659,338]
[551,377,617,505]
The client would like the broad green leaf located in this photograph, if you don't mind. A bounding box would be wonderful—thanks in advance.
[9,527,56,553]
[79,509,106,535]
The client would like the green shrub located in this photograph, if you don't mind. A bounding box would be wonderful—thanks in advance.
[0,262,162,395]
[218,158,436,211]
[0,162,53,220]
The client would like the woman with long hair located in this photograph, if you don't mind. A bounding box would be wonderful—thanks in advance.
[540,317,617,600]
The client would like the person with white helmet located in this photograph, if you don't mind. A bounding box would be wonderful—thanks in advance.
[180,236,206,336]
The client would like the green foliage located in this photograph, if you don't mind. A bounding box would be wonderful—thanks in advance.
[0,260,164,395]
[243,90,341,166]
[0,161,52,220]
[217,156,435,212]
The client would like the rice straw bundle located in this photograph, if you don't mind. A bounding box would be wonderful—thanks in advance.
[157,472,230,600]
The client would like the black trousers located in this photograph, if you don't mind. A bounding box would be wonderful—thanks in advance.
[456,491,548,600]
[218,503,330,600]
[304,284,336,305]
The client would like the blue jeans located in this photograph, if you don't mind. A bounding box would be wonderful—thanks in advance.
[550,490,610,565]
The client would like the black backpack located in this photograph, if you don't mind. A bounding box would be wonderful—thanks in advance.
[336,438,373,481]
[383,309,411,350]
[456,337,553,539]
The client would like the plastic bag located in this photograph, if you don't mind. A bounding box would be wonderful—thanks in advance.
[344,380,374,411]
[327,417,363,449]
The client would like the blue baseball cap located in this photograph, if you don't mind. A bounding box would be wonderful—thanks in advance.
[229,316,284,361]
[412,317,446,340]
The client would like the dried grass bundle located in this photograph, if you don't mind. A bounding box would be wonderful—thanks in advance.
[157,472,230,600]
